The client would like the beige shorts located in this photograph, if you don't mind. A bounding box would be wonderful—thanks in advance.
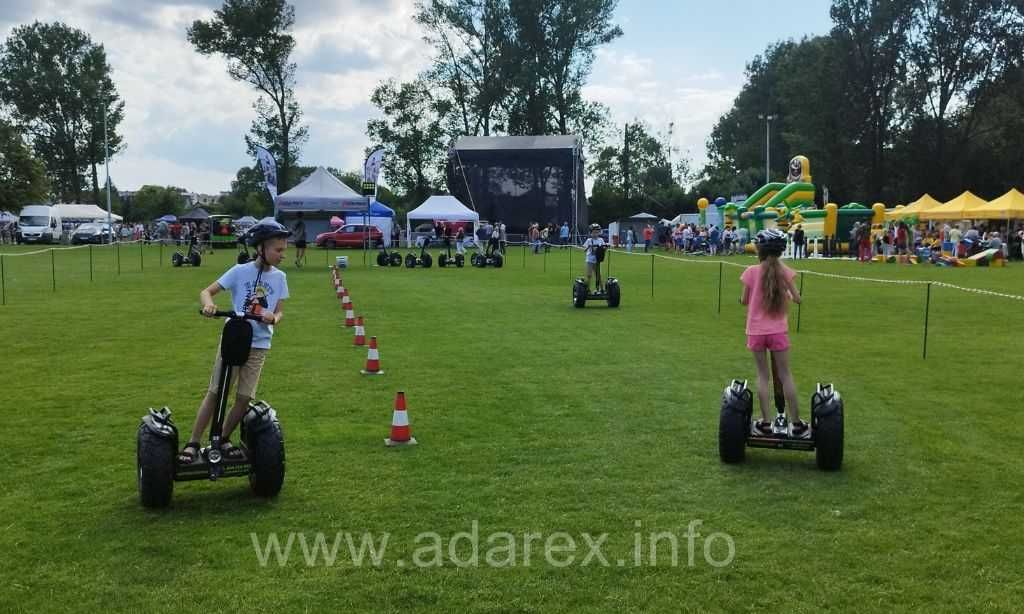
[208,346,268,399]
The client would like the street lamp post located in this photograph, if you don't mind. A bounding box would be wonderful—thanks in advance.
[758,113,775,184]
[103,100,112,242]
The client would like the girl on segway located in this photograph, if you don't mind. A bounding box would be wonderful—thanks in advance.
[582,223,607,291]
[740,229,807,438]
[177,218,291,465]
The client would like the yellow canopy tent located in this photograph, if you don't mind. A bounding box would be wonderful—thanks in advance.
[966,188,1024,219]
[886,194,942,220]
[920,191,988,220]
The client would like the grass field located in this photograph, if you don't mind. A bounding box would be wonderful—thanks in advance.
[1,242,1022,613]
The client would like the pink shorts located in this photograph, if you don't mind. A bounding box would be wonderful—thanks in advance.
[747,332,790,352]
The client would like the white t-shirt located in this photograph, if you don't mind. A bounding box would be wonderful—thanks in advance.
[217,261,290,349]
[583,237,606,264]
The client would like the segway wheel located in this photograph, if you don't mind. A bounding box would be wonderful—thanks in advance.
[377,252,387,267]
[492,254,504,268]
[606,279,621,307]
[455,253,465,268]
[190,252,202,267]
[719,381,752,463]
[573,280,587,308]
[471,253,481,267]
[171,252,183,267]
[438,254,447,267]
[812,385,844,471]
[137,426,175,508]
[421,253,432,268]
[390,252,402,267]
[405,254,417,268]
[246,417,286,497]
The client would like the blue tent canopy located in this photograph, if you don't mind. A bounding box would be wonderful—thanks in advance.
[363,200,394,218]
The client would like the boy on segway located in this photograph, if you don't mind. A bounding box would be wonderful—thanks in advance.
[739,229,806,438]
[176,218,291,465]
[582,223,607,291]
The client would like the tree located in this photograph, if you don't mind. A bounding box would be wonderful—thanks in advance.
[366,79,452,208]
[0,119,50,209]
[0,22,125,203]
[133,185,188,221]
[188,0,308,193]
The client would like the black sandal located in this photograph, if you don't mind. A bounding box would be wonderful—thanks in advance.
[221,440,246,461]
[177,441,200,464]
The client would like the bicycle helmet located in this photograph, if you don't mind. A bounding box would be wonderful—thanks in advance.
[246,217,291,247]
[589,223,601,232]
[754,228,787,256]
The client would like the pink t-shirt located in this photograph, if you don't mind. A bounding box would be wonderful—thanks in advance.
[741,263,796,335]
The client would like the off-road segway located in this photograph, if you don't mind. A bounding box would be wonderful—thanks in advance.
[136,310,286,507]
[376,241,403,267]
[405,237,433,268]
[171,236,202,267]
[236,235,253,264]
[470,238,504,267]
[438,239,465,268]
[572,245,620,307]
[718,356,844,470]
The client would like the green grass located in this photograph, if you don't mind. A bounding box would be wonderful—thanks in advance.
[1,242,1022,613]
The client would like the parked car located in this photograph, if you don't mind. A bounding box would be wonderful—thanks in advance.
[71,223,113,244]
[315,224,383,248]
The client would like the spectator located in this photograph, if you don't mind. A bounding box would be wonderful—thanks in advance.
[559,221,569,247]
[792,224,805,259]
[625,228,634,253]
[643,223,653,253]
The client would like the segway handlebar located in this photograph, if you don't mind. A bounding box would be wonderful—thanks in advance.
[200,309,264,321]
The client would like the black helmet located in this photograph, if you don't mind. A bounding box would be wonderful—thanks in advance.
[589,223,601,232]
[754,228,787,255]
[246,217,290,247]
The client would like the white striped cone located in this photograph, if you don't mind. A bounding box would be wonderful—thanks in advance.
[345,308,356,327]
[361,336,384,375]
[341,294,352,308]
[385,391,416,446]
[334,277,340,288]
[353,316,365,346]
[336,285,346,298]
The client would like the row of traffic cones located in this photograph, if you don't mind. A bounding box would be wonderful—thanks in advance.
[331,266,415,445]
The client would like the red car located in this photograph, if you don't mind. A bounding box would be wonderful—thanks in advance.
[315,223,384,248]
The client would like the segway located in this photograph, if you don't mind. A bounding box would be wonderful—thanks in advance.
[376,241,403,267]
[237,235,253,264]
[405,238,433,268]
[171,236,202,267]
[718,357,844,470]
[438,239,465,268]
[572,246,620,307]
[136,310,286,508]
[470,240,504,268]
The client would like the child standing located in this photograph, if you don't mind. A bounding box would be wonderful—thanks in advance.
[582,223,606,291]
[177,218,291,464]
[740,229,808,438]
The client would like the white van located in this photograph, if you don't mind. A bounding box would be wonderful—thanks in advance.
[17,205,63,244]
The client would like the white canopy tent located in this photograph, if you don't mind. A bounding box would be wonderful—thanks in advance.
[405,195,479,247]
[52,203,122,223]
[275,167,369,242]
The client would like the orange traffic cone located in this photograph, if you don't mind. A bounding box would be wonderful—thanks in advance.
[344,307,356,327]
[385,391,416,446]
[353,316,365,346]
[361,336,384,375]
[341,294,352,309]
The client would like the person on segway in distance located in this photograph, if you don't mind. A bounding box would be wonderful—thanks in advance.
[177,218,291,465]
[582,223,607,292]
[740,228,807,438]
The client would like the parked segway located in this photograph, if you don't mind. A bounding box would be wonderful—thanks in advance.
[136,310,286,507]
[171,236,202,267]
[376,241,403,267]
[573,226,619,308]
[718,356,844,470]
[405,237,433,268]
[471,231,504,267]
[236,234,253,264]
[438,239,465,268]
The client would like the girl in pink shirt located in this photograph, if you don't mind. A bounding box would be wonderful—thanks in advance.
[740,229,807,437]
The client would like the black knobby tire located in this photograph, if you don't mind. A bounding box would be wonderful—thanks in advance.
[137,426,175,508]
[405,254,416,268]
[390,252,402,267]
[421,253,432,268]
[438,254,447,267]
[190,253,201,267]
[171,253,183,267]
[247,419,286,497]
[237,251,249,264]
[607,281,621,307]
[493,254,503,268]
[573,281,587,308]
[377,252,387,266]
[718,401,748,464]
[455,254,465,268]
[814,406,844,471]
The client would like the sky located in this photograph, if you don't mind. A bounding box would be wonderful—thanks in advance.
[0,0,836,195]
